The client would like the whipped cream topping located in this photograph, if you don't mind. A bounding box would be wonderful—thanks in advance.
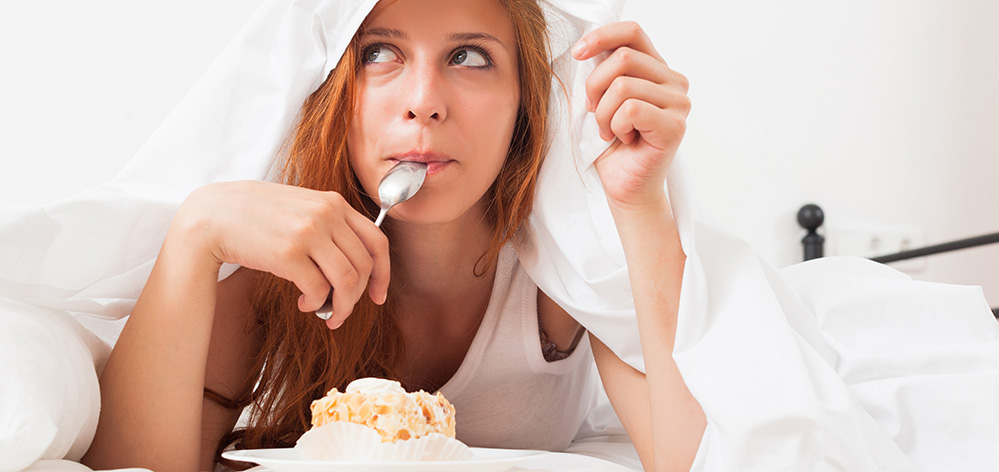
[345,377,407,396]
[311,377,459,441]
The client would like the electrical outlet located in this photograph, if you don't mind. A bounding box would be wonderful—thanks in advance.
[828,226,927,273]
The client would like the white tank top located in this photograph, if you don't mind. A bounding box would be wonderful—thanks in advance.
[436,245,600,451]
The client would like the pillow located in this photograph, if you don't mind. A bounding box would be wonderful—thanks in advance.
[0,299,109,471]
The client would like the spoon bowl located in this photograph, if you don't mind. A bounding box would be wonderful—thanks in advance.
[374,161,428,226]
[316,161,427,319]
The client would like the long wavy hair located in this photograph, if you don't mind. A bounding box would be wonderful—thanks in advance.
[218,0,554,465]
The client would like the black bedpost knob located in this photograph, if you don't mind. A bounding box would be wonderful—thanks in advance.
[797,204,824,229]
[797,204,825,261]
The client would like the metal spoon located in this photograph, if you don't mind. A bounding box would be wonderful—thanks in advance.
[315,161,427,319]
[372,161,428,226]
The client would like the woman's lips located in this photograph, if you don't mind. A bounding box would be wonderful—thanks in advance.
[389,157,453,176]
[422,160,452,175]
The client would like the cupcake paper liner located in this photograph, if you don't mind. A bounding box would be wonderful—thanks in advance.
[295,421,474,462]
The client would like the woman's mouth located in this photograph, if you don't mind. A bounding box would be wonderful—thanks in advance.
[422,161,452,175]
[389,153,454,176]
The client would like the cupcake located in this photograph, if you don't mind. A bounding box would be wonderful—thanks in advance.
[295,378,472,461]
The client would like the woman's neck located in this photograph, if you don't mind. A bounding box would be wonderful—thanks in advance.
[382,204,497,322]
[381,204,502,392]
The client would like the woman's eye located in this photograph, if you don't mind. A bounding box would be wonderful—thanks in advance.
[451,48,489,67]
[364,45,398,64]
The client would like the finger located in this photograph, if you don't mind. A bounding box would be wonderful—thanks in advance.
[308,191,389,307]
[585,48,673,113]
[609,98,687,149]
[311,237,370,329]
[342,206,391,305]
[270,248,334,313]
[326,315,343,330]
[325,216,375,302]
[573,21,663,63]
[585,47,684,112]
[282,194,361,318]
[593,77,688,141]
[309,243,361,328]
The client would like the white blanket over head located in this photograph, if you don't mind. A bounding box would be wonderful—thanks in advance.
[1,0,998,471]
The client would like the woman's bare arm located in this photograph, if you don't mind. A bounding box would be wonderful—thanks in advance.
[572,21,704,471]
[199,267,261,470]
[81,182,390,471]
[590,197,705,472]
[82,212,228,471]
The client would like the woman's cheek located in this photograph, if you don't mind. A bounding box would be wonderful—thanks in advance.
[472,91,519,144]
[346,106,382,195]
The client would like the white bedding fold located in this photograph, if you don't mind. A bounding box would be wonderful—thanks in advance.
[0,300,109,471]
[674,219,999,471]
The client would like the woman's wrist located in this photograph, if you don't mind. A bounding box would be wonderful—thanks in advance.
[165,201,226,277]
[605,189,673,227]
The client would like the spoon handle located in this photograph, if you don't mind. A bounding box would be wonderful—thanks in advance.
[374,208,388,227]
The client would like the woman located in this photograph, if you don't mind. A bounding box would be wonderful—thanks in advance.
[80,0,700,471]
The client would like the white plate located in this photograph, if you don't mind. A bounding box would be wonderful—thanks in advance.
[222,447,548,472]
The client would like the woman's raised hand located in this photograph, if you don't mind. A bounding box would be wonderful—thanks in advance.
[176,181,389,329]
[572,21,690,210]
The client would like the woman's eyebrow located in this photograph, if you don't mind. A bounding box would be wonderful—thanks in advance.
[361,28,508,51]
[363,27,405,39]
[448,32,508,50]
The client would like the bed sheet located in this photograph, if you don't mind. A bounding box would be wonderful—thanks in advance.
[17,460,145,472]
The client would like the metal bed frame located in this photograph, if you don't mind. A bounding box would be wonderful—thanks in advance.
[797,204,999,319]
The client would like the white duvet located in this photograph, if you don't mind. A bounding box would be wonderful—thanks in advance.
[2,0,998,471]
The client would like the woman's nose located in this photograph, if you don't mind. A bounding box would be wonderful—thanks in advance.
[407,108,440,121]
[405,64,447,123]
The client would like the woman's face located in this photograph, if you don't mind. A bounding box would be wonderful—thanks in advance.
[346,0,521,226]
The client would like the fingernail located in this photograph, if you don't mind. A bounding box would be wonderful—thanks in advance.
[572,39,586,57]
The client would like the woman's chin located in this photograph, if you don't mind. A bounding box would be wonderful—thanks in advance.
[384,212,461,227]
[383,200,486,229]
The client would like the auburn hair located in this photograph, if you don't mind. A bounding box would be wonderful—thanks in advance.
[218,0,554,464]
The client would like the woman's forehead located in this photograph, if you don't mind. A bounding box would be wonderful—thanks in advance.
[363,0,515,45]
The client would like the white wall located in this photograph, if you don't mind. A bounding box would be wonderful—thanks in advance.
[2,1,997,307]
[0,0,264,204]
[621,0,999,306]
